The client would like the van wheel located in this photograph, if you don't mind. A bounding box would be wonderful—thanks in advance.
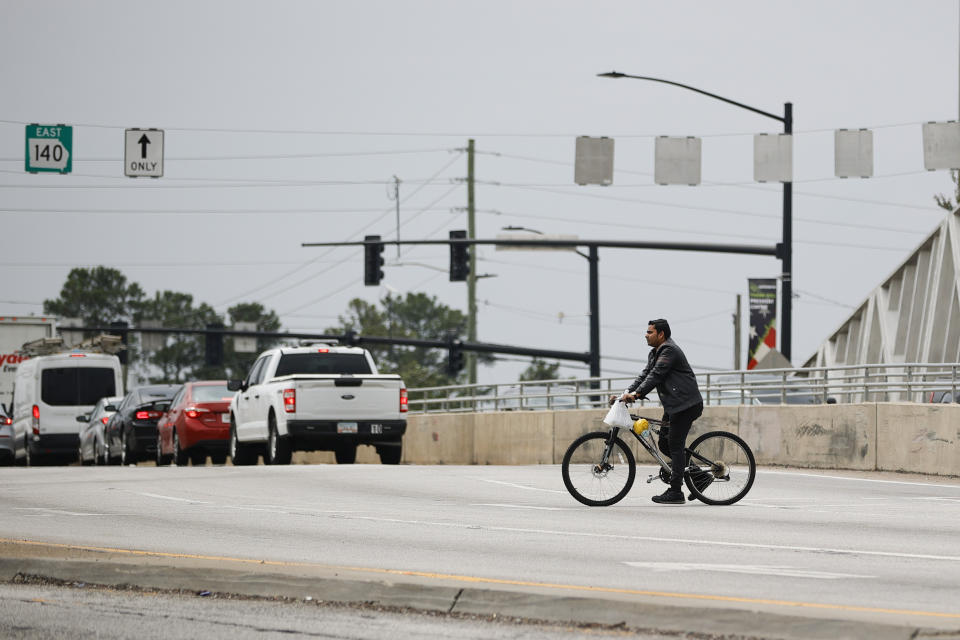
[267,417,292,465]
[334,445,357,465]
[229,420,257,466]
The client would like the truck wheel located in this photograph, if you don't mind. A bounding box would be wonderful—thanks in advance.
[210,452,227,465]
[229,420,257,466]
[267,417,292,465]
[334,445,357,465]
[378,444,402,465]
[190,450,207,466]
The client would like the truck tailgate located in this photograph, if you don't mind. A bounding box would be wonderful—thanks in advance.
[294,377,401,421]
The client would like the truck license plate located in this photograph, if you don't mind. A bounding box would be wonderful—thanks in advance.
[337,422,358,434]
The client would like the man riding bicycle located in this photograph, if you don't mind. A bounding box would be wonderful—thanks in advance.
[615,318,704,505]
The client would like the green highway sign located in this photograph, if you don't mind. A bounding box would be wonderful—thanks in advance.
[25,124,72,173]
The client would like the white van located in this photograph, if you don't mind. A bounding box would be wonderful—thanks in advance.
[12,351,123,465]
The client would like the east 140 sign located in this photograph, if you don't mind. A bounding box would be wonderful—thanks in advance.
[125,128,164,178]
[25,124,72,173]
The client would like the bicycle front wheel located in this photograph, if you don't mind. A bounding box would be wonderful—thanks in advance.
[561,431,636,506]
[684,431,756,505]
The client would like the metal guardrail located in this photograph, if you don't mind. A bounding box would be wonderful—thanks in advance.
[407,363,960,413]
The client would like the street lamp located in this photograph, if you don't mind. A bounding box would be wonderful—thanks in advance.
[500,226,601,380]
[598,71,794,362]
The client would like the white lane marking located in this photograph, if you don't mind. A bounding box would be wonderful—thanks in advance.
[323,513,960,563]
[474,478,566,494]
[14,508,111,517]
[134,492,210,504]
[624,561,873,580]
[471,503,575,511]
[759,469,960,490]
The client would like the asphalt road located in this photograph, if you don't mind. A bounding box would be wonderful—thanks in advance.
[1,463,959,637]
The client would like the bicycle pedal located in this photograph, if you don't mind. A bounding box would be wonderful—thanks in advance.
[646,474,656,484]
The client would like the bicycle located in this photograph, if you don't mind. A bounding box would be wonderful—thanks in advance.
[561,410,756,506]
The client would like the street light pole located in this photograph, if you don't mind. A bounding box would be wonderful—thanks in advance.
[502,227,599,378]
[598,71,793,362]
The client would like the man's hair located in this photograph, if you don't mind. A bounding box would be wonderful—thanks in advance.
[648,318,671,339]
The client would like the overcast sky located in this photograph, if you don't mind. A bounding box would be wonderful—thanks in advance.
[2,1,958,383]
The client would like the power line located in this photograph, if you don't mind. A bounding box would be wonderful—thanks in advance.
[212,152,464,308]
[0,117,936,138]
[0,147,455,163]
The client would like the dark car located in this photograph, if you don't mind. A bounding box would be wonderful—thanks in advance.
[104,384,180,465]
[156,381,233,467]
[0,406,13,466]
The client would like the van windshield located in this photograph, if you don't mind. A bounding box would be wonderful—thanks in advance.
[275,353,371,376]
[41,368,117,406]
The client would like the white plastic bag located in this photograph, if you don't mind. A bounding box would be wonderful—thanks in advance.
[603,400,634,429]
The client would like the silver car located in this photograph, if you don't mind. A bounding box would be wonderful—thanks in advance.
[76,396,122,466]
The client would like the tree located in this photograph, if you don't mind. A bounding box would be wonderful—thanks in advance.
[934,170,960,211]
[326,293,484,388]
[43,266,145,329]
[224,302,282,379]
[519,358,562,382]
[134,291,223,383]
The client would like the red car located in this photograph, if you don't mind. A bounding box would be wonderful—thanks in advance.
[156,381,234,466]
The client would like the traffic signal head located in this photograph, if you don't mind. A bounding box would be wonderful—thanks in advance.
[446,338,464,376]
[364,235,385,286]
[205,323,224,366]
[449,230,470,282]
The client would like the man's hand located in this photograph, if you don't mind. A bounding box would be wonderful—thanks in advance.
[610,393,637,405]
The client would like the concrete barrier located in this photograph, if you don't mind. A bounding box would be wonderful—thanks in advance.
[877,403,960,474]
[292,403,959,476]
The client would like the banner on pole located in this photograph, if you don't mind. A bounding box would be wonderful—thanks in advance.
[747,278,777,370]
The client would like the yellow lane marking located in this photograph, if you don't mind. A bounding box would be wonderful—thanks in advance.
[3,537,959,621]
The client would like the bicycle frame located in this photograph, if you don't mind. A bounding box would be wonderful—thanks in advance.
[602,415,720,477]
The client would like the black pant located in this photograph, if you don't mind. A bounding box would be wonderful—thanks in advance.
[662,402,703,490]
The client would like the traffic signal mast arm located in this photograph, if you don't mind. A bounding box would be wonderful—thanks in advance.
[304,237,780,257]
[63,326,591,365]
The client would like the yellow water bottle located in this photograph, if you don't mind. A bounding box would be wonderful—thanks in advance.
[633,418,649,435]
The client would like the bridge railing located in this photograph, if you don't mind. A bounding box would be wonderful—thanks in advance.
[406,363,960,413]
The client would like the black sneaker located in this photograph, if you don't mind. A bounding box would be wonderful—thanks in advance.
[651,489,685,504]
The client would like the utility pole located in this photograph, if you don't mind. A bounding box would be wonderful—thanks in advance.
[733,293,742,370]
[467,139,478,384]
[392,176,401,258]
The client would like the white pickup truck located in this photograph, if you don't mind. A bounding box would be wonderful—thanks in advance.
[227,342,407,465]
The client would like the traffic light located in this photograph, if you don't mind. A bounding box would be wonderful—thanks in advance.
[110,321,129,365]
[205,323,224,366]
[446,338,464,376]
[449,230,470,282]
[364,235,385,286]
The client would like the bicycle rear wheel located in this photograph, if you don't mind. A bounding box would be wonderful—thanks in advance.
[561,431,636,506]
[684,431,756,505]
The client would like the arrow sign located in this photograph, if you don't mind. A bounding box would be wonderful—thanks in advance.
[124,128,164,178]
[138,134,150,159]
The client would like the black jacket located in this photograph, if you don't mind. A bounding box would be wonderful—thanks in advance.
[628,338,703,414]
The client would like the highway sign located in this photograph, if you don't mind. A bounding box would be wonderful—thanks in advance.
[124,128,164,178]
[25,124,72,173]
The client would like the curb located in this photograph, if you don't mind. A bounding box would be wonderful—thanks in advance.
[0,556,938,640]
